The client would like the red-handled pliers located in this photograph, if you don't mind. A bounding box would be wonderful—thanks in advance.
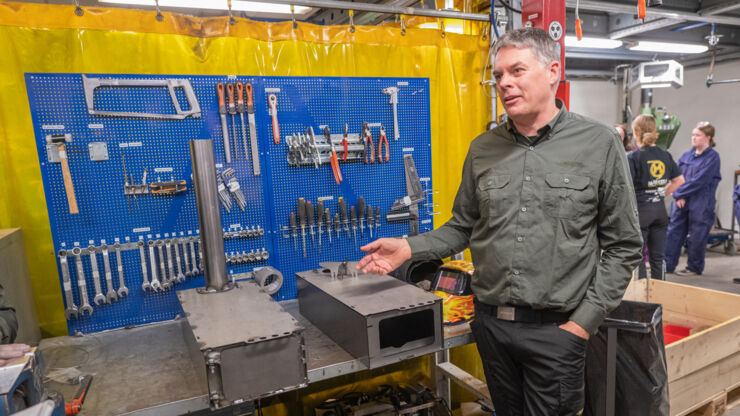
[378,126,389,163]
[342,123,349,161]
[362,122,374,164]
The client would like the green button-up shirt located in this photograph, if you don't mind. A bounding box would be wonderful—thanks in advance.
[407,103,643,334]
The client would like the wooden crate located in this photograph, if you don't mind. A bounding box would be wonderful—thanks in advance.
[623,278,740,416]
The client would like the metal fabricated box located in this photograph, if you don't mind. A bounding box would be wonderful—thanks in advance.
[297,269,443,369]
[178,281,307,408]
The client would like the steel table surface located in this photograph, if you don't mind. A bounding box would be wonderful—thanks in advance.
[39,299,473,415]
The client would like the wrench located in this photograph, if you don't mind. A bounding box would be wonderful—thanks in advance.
[197,240,204,271]
[165,239,178,283]
[88,245,106,305]
[189,239,199,275]
[138,240,151,292]
[58,250,78,319]
[181,239,192,277]
[147,240,162,291]
[156,241,170,289]
[114,242,129,297]
[173,238,185,282]
[72,247,93,316]
[101,244,118,303]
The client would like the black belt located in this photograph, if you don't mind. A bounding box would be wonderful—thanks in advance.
[475,301,572,324]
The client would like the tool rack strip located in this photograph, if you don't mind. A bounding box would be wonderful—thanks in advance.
[26,73,434,335]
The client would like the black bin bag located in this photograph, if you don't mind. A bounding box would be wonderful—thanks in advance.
[584,300,669,416]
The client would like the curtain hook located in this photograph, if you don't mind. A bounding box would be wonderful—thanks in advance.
[228,0,236,25]
[400,16,406,36]
[349,9,355,33]
[73,0,83,16]
[291,5,298,29]
[481,23,488,41]
[154,0,164,22]
[440,20,446,38]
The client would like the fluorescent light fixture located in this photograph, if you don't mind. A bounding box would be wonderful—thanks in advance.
[564,36,622,49]
[418,22,463,34]
[641,83,671,89]
[100,0,312,16]
[627,41,708,54]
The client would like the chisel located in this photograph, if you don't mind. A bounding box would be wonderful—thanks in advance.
[216,83,231,163]
[245,82,261,175]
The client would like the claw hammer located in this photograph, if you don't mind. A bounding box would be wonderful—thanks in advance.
[47,134,79,214]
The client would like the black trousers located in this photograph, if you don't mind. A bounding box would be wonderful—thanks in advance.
[470,304,587,416]
[637,201,669,280]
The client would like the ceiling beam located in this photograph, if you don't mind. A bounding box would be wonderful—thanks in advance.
[608,17,682,39]
[699,1,740,16]
[565,50,648,60]
[566,0,740,26]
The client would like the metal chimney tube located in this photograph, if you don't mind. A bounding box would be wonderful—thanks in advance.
[190,139,229,292]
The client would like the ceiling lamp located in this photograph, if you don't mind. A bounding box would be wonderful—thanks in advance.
[627,41,708,54]
[564,36,622,49]
[100,0,312,17]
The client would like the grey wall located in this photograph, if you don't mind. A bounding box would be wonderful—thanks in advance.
[570,60,740,229]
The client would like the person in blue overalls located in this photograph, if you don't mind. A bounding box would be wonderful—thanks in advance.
[665,122,722,276]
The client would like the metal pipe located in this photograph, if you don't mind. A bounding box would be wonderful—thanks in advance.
[565,0,740,27]
[257,0,491,21]
[190,140,229,292]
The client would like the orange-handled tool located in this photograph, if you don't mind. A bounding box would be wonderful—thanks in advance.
[236,82,249,161]
[362,122,374,164]
[226,83,235,113]
[244,82,261,175]
[324,127,342,184]
[575,19,583,40]
[342,123,349,161]
[65,375,93,415]
[378,126,389,163]
[216,83,231,163]
[638,0,646,21]
[269,94,280,144]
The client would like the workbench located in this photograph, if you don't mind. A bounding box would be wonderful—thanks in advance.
[39,300,475,415]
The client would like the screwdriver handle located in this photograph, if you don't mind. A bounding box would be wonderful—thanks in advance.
[227,83,236,114]
[236,82,245,112]
[317,199,324,221]
[298,198,306,226]
[290,212,297,232]
[334,213,341,232]
[338,198,348,221]
[351,206,357,225]
[366,204,372,224]
[245,82,255,113]
[217,83,226,114]
[375,206,381,223]
[306,201,314,227]
[358,197,365,218]
[325,209,332,231]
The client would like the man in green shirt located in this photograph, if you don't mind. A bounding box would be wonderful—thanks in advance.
[358,27,642,415]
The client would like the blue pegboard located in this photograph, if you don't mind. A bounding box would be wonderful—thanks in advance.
[25,73,433,335]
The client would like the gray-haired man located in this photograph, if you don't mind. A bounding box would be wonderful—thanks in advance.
[359,27,642,414]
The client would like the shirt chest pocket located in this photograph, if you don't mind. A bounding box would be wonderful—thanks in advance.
[543,173,593,219]
[477,174,511,219]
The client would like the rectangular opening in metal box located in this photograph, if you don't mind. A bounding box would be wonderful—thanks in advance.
[379,309,435,351]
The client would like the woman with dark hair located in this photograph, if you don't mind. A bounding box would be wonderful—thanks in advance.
[628,115,684,279]
[664,122,722,276]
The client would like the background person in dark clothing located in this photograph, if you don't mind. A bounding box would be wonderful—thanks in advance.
[665,122,722,276]
[627,115,684,279]
[1,284,30,366]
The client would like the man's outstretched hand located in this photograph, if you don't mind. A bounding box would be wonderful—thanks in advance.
[0,343,31,366]
[357,238,412,275]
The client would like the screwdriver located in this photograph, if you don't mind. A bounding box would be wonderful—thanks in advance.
[227,83,237,160]
[334,213,341,240]
[236,82,249,161]
[289,212,298,251]
[298,198,307,257]
[306,200,315,247]
[324,208,332,244]
[216,83,231,163]
[338,197,351,238]
[317,199,324,250]
[366,204,373,238]
[351,206,358,248]
[358,197,365,236]
[375,206,381,235]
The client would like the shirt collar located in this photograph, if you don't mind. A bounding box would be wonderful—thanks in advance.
[506,99,567,139]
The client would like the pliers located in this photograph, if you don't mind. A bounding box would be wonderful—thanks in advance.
[325,127,343,184]
[362,122,375,164]
[378,126,389,163]
[342,123,349,161]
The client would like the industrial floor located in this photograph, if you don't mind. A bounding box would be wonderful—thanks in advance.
[663,246,740,416]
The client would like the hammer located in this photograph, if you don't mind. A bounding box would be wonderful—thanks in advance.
[46,134,79,214]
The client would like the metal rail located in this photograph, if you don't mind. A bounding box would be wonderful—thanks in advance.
[268,0,491,21]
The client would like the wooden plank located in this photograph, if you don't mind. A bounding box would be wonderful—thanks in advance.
[435,361,493,409]
[623,277,648,302]
[669,351,740,416]
[666,317,739,383]
[648,280,740,323]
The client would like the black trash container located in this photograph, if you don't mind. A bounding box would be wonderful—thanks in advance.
[584,300,669,416]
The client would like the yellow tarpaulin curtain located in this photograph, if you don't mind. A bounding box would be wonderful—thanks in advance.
[0,1,490,408]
